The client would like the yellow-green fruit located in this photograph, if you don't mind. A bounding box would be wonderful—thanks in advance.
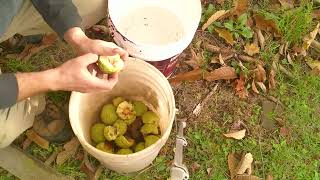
[97,54,124,74]
[134,142,145,152]
[140,124,159,135]
[112,97,125,107]
[90,123,106,143]
[113,120,127,136]
[133,101,148,116]
[144,135,160,147]
[115,135,135,148]
[96,142,113,153]
[100,104,118,125]
[116,101,136,124]
[116,149,133,155]
[104,126,118,141]
[142,111,159,124]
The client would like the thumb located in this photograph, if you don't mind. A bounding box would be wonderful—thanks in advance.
[77,53,99,66]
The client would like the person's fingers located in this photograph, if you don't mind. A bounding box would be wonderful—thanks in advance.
[113,48,129,61]
[87,73,118,91]
[77,53,99,66]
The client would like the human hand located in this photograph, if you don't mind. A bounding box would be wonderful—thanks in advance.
[64,27,129,60]
[53,53,118,93]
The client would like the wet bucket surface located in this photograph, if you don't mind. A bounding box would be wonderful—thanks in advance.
[69,59,176,173]
[107,0,202,77]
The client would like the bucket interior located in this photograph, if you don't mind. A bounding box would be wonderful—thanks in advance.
[108,0,202,44]
[69,59,175,157]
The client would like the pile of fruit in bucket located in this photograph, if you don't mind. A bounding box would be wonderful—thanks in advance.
[90,97,161,155]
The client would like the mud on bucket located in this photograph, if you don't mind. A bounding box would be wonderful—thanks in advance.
[107,0,202,77]
[69,58,176,173]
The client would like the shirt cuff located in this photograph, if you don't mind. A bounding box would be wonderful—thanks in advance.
[0,73,18,109]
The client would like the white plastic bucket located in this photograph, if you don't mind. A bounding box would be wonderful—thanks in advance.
[107,0,202,77]
[69,58,176,173]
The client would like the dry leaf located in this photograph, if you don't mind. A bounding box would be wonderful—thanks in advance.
[204,66,238,81]
[278,64,294,78]
[191,162,201,172]
[256,82,267,93]
[235,76,249,99]
[278,0,294,9]
[244,44,260,56]
[306,58,320,75]
[94,165,104,180]
[207,168,213,176]
[44,151,59,166]
[215,28,234,45]
[256,29,265,50]
[266,174,274,180]
[202,10,229,30]
[228,153,238,179]
[211,54,234,64]
[269,61,277,89]
[224,129,246,140]
[219,53,226,66]
[80,162,95,180]
[312,9,320,19]
[254,64,266,82]
[84,151,96,172]
[254,14,279,34]
[41,33,58,45]
[56,137,80,165]
[252,80,259,94]
[22,138,33,150]
[235,175,261,180]
[287,53,294,65]
[169,69,204,83]
[232,0,249,16]
[216,0,225,5]
[303,23,320,50]
[203,43,236,54]
[237,55,260,64]
[236,153,253,175]
[26,129,49,149]
[193,87,217,116]
[185,48,201,69]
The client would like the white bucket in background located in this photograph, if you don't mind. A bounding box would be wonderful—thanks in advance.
[107,0,202,77]
[69,58,176,173]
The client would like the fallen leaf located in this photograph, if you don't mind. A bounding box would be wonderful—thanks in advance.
[231,120,246,131]
[41,33,58,45]
[94,165,104,180]
[204,66,238,81]
[228,153,238,179]
[253,14,279,34]
[207,168,213,176]
[287,53,294,65]
[169,69,204,83]
[223,129,246,140]
[219,53,226,66]
[237,55,261,64]
[26,129,49,149]
[215,28,234,45]
[236,153,253,175]
[202,10,229,30]
[235,175,261,180]
[56,137,80,165]
[256,29,265,50]
[191,162,201,172]
[254,64,266,82]
[193,88,217,116]
[232,0,249,16]
[84,151,96,172]
[306,58,320,74]
[278,64,294,78]
[252,80,259,94]
[278,0,294,9]
[266,174,274,180]
[80,162,95,180]
[44,151,59,166]
[22,138,33,150]
[211,54,234,64]
[203,43,236,54]
[312,9,320,19]
[303,23,320,51]
[256,82,267,93]
[185,48,201,69]
[235,76,249,99]
[269,61,277,89]
[216,0,225,5]
[244,44,260,56]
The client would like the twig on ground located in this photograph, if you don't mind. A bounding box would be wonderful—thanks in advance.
[193,84,219,116]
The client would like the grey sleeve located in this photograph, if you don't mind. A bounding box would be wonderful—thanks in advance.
[0,74,18,109]
[31,0,83,39]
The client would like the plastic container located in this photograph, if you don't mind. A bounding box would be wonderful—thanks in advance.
[69,58,176,173]
[107,0,202,77]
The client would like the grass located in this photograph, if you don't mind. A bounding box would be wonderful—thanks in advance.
[55,159,87,179]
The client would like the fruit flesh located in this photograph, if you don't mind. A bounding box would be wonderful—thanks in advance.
[90,123,106,143]
[97,54,124,74]
[133,101,148,116]
[140,123,159,135]
[96,142,113,153]
[117,149,133,155]
[104,126,118,141]
[100,104,118,125]
[142,111,159,124]
[134,142,145,152]
[113,119,127,136]
[115,135,135,148]
[144,135,160,147]
[116,101,136,124]
[112,97,125,107]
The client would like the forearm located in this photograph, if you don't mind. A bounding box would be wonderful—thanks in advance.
[15,69,59,101]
